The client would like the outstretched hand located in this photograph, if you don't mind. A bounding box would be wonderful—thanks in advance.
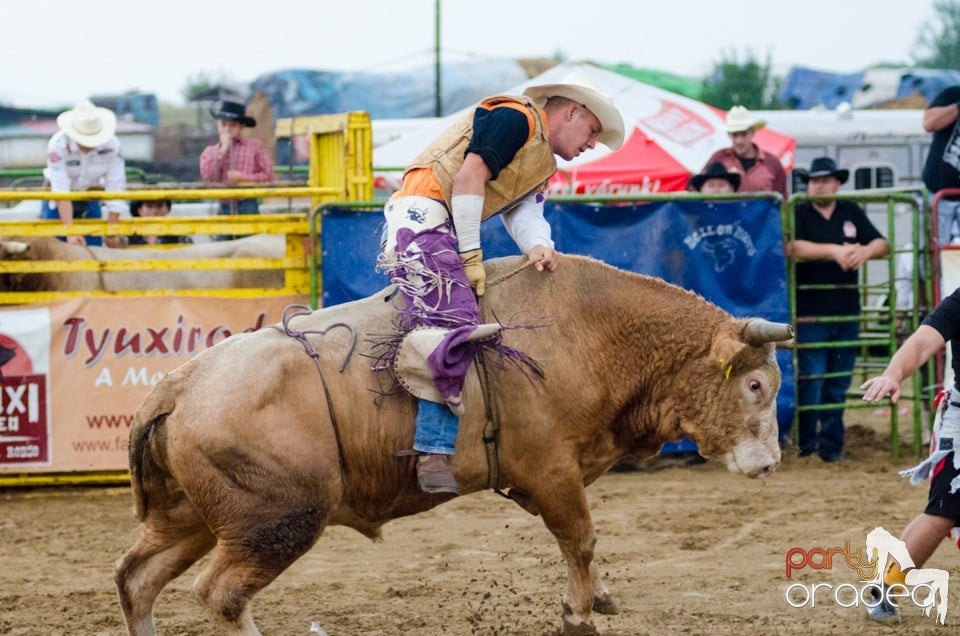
[861,375,901,403]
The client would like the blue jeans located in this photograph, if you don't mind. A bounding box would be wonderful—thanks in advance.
[218,199,259,215]
[413,399,459,455]
[216,199,259,240]
[937,198,960,246]
[796,320,859,458]
[41,199,104,246]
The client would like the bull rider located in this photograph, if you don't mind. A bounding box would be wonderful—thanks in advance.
[377,72,624,495]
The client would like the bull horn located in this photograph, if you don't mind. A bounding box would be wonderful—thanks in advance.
[743,319,794,346]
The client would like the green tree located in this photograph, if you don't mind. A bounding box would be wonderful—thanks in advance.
[181,71,235,103]
[913,0,960,68]
[701,49,782,110]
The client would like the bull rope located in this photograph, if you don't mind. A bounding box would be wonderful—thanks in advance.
[485,255,539,287]
[79,244,109,292]
[475,256,540,494]
[275,304,356,476]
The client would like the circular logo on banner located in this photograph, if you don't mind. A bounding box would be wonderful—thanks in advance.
[0,333,34,376]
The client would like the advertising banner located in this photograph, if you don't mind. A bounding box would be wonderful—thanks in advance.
[0,295,307,473]
[320,199,795,443]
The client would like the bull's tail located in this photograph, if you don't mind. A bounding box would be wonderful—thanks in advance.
[128,375,183,521]
[128,415,164,521]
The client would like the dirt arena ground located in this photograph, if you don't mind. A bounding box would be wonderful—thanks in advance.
[1,423,957,636]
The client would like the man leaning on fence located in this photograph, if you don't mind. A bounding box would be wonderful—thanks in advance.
[42,100,127,247]
[790,157,888,462]
[199,100,274,218]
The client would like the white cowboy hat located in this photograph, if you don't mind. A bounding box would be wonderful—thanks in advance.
[56,99,117,147]
[523,71,625,150]
[724,105,765,133]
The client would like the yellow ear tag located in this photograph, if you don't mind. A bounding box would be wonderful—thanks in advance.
[718,358,733,379]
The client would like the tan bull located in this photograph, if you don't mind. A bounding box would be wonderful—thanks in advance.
[114,254,791,635]
[0,234,285,291]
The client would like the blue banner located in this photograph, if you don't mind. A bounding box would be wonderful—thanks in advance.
[320,199,795,449]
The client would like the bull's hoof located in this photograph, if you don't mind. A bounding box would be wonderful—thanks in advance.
[560,601,599,635]
[593,594,620,615]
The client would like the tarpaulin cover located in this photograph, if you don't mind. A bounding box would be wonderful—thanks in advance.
[897,69,960,104]
[251,60,529,120]
[778,67,864,110]
[321,199,795,448]
[779,65,960,110]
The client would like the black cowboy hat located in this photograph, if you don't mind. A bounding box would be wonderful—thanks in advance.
[798,156,849,184]
[130,199,172,217]
[210,100,256,127]
[689,162,741,191]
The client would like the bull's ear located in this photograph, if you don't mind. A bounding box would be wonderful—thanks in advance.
[709,334,748,379]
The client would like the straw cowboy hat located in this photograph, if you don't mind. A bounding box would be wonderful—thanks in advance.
[797,156,850,184]
[724,105,766,134]
[689,161,741,191]
[523,71,625,150]
[211,100,256,127]
[57,100,117,147]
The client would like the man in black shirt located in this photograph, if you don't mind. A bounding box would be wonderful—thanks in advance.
[792,157,888,461]
[860,287,960,622]
[923,86,960,244]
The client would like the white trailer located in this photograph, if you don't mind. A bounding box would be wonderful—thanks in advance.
[752,107,929,193]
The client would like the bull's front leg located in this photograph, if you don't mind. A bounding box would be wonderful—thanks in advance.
[535,483,617,635]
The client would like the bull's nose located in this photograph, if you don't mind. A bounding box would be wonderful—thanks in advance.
[750,463,778,479]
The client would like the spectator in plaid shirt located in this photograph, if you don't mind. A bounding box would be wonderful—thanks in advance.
[199,101,274,218]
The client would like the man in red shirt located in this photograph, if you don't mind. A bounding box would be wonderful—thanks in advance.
[199,101,274,217]
[704,105,787,199]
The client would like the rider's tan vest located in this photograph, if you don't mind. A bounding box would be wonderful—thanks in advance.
[405,96,557,219]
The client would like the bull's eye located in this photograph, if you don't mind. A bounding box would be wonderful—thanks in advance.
[749,380,762,392]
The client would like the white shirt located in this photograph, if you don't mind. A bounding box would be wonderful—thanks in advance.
[43,130,127,216]
[500,192,554,254]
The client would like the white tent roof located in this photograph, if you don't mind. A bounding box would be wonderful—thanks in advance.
[375,61,734,173]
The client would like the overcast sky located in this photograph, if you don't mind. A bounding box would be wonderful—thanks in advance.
[1,0,941,107]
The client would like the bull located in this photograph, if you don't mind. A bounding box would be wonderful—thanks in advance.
[114,254,792,635]
[0,234,285,291]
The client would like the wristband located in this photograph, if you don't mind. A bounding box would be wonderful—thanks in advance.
[451,194,483,252]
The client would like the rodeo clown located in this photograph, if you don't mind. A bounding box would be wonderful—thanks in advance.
[376,72,624,495]
[861,287,960,622]
[42,99,128,247]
